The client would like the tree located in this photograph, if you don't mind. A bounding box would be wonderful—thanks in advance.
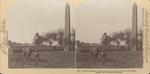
[43,29,65,46]
[101,33,113,46]
[44,31,57,46]
[32,32,44,45]
[40,28,75,48]
[56,29,64,46]
[124,29,131,47]
[111,31,125,46]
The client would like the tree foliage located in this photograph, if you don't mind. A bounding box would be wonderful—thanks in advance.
[111,31,125,46]
[32,28,75,47]
[32,33,45,45]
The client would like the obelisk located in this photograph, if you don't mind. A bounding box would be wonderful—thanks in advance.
[64,1,71,51]
[130,3,138,51]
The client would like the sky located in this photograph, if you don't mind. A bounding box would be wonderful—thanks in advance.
[8,0,68,43]
[8,0,142,43]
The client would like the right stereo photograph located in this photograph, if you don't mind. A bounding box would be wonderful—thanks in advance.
[76,0,143,68]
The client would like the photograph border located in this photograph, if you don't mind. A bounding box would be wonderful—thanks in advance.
[0,0,150,74]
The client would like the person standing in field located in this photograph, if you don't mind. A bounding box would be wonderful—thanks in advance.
[22,46,32,61]
[33,48,39,63]
[99,33,108,63]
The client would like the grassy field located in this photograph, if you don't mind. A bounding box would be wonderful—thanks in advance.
[76,51,143,68]
[9,45,143,68]
[9,51,75,68]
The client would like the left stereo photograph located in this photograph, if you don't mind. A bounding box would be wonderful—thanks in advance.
[8,0,75,68]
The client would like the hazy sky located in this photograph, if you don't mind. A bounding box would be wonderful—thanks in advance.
[8,0,142,43]
[8,0,68,43]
